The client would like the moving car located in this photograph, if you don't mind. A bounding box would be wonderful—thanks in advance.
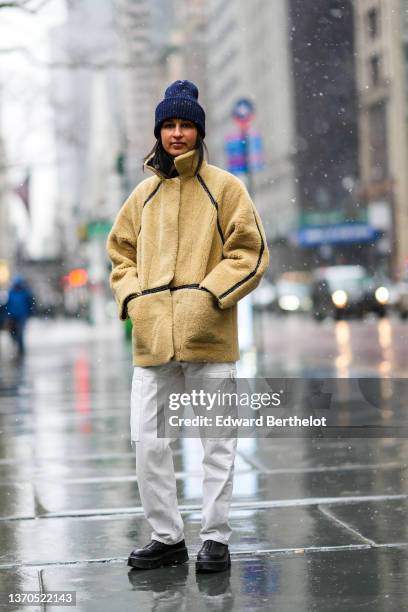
[274,277,312,314]
[252,272,312,314]
[252,278,276,311]
[311,265,390,320]
[395,279,408,320]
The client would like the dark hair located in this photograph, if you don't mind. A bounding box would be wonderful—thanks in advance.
[142,134,209,176]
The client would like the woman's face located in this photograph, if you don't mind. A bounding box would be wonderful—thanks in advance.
[160,118,198,156]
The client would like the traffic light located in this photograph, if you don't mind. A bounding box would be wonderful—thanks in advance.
[67,268,88,287]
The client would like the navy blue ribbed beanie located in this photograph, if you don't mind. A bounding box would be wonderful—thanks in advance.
[154,80,205,138]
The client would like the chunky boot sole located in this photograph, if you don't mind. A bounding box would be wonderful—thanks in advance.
[127,548,189,570]
[195,553,231,573]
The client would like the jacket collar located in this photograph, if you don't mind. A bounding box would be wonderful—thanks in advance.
[144,147,207,179]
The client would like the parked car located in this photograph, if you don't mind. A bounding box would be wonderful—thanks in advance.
[311,265,390,320]
[252,278,277,311]
[360,276,394,318]
[394,281,408,319]
[274,279,312,314]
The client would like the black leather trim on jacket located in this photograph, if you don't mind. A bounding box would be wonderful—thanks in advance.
[143,182,162,208]
[170,284,210,293]
[129,284,212,299]
[141,284,170,295]
[138,182,163,238]
[196,174,225,244]
[123,292,140,318]
[218,209,265,300]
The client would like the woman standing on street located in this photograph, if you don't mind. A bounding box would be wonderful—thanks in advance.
[106,80,269,572]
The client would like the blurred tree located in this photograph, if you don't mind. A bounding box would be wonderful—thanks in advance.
[0,0,52,12]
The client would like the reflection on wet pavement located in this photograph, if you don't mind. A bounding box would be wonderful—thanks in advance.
[3,549,406,612]
[0,318,407,610]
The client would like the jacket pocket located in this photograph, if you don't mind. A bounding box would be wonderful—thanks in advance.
[181,288,231,349]
[128,290,174,362]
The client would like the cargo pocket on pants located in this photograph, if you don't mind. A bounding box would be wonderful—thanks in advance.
[130,374,143,443]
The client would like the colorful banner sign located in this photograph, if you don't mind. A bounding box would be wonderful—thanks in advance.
[225,131,264,174]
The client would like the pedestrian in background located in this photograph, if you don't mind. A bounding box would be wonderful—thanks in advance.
[5,274,35,358]
[107,80,269,572]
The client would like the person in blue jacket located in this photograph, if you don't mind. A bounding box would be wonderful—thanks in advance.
[5,275,35,357]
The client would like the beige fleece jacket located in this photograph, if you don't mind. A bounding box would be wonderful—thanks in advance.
[106,147,269,366]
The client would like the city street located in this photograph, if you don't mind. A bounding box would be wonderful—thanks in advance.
[255,310,408,378]
[0,314,407,610]
[2,0,408,610]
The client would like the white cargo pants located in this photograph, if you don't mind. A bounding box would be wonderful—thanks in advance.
[131,360,237,546]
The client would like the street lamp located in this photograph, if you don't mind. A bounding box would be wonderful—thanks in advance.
[231,99,263,375]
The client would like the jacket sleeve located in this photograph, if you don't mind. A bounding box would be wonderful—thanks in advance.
[106,191,141,321]
[199,175,269,309]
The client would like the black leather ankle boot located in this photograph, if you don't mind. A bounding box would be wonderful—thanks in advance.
[128,539,189,570]
[195,540,231,573]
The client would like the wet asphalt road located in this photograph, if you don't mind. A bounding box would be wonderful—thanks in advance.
[0,314,407,611]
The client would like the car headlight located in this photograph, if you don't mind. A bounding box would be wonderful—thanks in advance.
[278,295,300,311]
[332,290,348,308]
[375,286,389,304]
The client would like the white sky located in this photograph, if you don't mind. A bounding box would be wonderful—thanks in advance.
[0,0,66,258]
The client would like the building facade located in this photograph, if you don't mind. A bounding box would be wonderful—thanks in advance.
[289,0,360,271]
[205,0,297,277]
[205,0,361,277]
[49,0,124,258]
[353,0,408,278]
[49,0,127,321]
[0,95,15,285]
